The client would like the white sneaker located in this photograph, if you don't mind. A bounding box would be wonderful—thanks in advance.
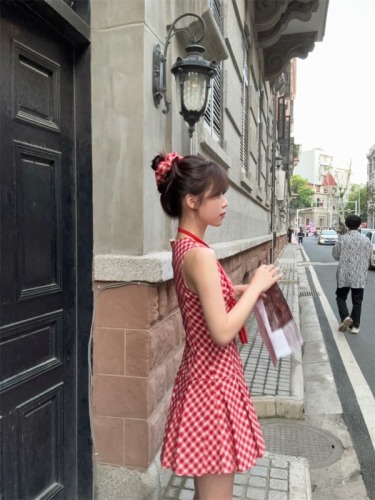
[338,316,353,332]
[350,326,360,334]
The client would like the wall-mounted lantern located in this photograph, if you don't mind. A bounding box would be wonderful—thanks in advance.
[152,13,217,137]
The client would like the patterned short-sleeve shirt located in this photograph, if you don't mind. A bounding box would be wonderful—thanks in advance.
[332,230,373,288]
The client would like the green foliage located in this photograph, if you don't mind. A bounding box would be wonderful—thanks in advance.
[290,175,315,209]
[344,185,368,220]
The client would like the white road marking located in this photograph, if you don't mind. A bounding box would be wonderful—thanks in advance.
[300,247,375,449]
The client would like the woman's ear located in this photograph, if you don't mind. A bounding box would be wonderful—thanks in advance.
[185,194,198,210]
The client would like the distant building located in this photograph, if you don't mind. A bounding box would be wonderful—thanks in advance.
[296,148,351,189]
[296,172,340,230]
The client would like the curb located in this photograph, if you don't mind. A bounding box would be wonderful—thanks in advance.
[252,248,305,420]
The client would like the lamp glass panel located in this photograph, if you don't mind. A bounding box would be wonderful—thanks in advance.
[176,78,182,113]
[183,72,206,111]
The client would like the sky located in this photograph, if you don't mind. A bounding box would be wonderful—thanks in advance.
[293,0,375,184]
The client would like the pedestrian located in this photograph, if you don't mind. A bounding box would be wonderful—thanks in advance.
[151,152,283,500]
[297,227,304,244]
[332,215,373,334]
[287,226,293,243]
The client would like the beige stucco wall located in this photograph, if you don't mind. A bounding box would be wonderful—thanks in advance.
[92,0,276,264]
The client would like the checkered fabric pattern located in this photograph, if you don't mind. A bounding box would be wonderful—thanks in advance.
[154,152,182,186]
[161,239,265,477]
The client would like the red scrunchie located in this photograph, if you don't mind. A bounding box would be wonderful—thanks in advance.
[155,152,182,186]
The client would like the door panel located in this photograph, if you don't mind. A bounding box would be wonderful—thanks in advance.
[0,3,80,498]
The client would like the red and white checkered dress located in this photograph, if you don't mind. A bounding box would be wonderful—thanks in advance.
[161,238,265,477]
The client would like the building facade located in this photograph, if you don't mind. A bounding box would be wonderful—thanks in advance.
[90,1,328,498]
[0,1,329,498]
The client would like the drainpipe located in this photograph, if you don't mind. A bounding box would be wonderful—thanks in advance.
[271,74,286,262]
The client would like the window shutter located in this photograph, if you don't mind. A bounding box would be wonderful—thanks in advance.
[240,35,249,173]
[204,0,223,142]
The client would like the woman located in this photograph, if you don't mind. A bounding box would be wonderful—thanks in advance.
[152,152,283,500]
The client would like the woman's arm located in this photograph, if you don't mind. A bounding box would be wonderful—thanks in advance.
[233,284,248,299]
[182,247,283,347]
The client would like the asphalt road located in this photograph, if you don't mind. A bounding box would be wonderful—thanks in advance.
[300,235,375,498]
[301,235,375,398]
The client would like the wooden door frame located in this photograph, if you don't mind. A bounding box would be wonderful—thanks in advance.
[6,1,93,496]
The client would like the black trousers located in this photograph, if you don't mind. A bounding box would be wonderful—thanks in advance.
[335,287,364,328]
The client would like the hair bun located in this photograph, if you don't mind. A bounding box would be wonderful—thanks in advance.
[153,152,182,187]
[151,154,166,172]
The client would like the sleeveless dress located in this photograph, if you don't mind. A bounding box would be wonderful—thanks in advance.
[161,238,265,477]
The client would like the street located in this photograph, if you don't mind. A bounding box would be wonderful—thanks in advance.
[299,235,375,498]
[301,235,375,395]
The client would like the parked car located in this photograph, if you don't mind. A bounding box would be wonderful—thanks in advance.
[317,229,338,245]
[359,228,372,235]
[365,230,375,269]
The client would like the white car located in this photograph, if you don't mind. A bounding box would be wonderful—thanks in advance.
[365,230,375,269]
[317,229,338,245]
[359,228,372,235]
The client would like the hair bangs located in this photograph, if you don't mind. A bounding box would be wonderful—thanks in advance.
[207,162,229,196]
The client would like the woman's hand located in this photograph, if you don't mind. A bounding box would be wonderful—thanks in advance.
[250,264,283,294]
[233,284,248,299]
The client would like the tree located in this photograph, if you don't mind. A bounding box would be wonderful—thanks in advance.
[289,175,315,209]
[344,185,368,221]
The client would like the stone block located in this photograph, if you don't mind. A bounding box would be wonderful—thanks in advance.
[94,327,125,375]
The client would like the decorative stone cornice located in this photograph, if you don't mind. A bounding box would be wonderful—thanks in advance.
[263,32,317,84]
[254,0,290,32]
[253,0,324,83]
[257,0,320,48]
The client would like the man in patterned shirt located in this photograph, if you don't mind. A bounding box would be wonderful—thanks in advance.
[332,215,373,334]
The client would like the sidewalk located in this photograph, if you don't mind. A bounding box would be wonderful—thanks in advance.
[161,243,311,500]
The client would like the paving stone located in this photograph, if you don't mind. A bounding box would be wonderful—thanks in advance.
[164,486,179,498]
[250,465,268,478]
[246,487,267,500]
[270,468,288,480]
[271,458,289,468]
[178,489,194,500]
[268,492,288,500]
[249,476,267,488]
[171,476,183,486]
[233,484,245,497]
[184,478,194,489]
[269,478,288,491]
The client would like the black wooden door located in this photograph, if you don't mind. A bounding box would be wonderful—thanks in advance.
[0,2,91,498]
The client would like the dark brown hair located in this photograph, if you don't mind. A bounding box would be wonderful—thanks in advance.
[345,214,361,229]
[151,154,229,218]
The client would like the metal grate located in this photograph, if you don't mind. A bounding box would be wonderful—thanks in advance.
[261,419,344,468]
[299,291,320,297]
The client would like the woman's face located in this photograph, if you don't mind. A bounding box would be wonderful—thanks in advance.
[197,188,228,227]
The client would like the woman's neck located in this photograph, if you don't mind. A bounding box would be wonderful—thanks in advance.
[177,220,206,241]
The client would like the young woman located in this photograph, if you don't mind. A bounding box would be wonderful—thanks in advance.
[152,152,283,500]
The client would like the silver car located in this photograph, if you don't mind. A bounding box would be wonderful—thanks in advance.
[365,230,375,269]
[317,229,338,245]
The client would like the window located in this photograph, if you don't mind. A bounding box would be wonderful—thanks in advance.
[240,34,249,173]
[256,90,264,185]
[210,0,223,32]
[204,65,222,141]
[204,0,223,142]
